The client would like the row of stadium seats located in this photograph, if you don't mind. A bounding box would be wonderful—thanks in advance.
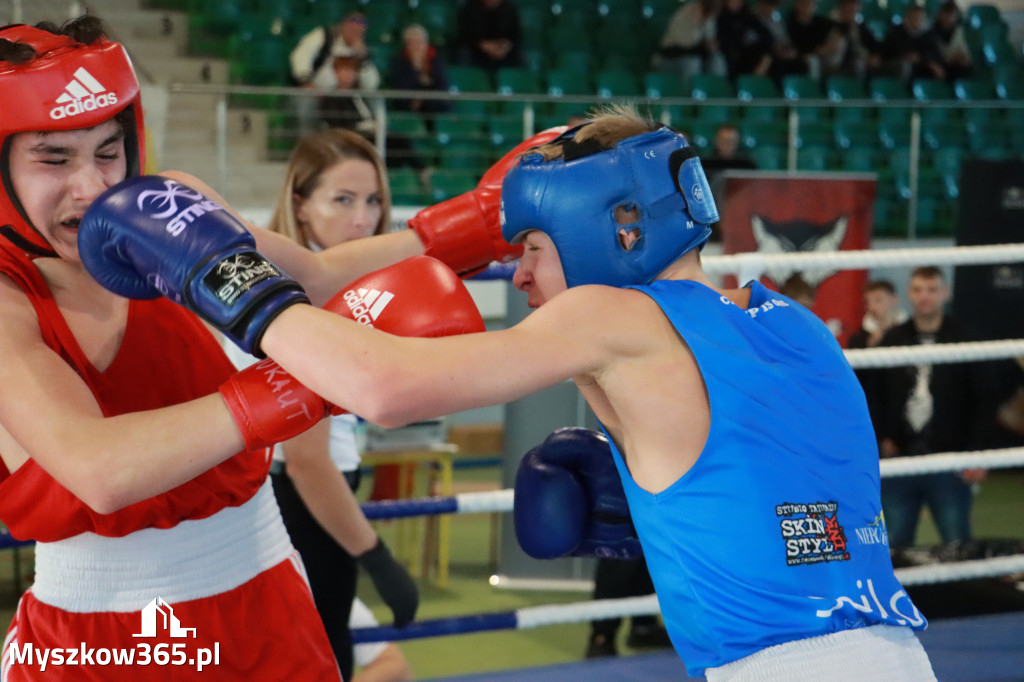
[168,0,1020,92]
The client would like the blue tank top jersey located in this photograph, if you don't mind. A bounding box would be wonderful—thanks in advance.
[607,279,925,676]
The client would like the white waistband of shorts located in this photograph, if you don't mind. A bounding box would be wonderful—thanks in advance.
[705,625,937,682]
[31,479,292,613]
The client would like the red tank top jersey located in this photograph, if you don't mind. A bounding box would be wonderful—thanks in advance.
[0,246,269,541]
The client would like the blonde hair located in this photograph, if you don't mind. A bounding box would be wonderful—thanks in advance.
[527,103,660,162]
[268,129,392,247]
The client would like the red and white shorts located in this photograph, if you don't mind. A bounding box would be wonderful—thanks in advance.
[1,481,341,681]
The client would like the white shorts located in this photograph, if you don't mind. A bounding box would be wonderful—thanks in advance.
[705,625,937,682]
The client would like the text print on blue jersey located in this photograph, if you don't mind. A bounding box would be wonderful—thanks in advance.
[811,579,926,628]
[777,500,850,567]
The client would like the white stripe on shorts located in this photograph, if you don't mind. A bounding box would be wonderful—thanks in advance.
[31,479,292,612]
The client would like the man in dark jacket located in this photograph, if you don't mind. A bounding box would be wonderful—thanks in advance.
[874,266,988,550]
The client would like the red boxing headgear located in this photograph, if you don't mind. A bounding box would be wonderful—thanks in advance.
[0,24,144,257]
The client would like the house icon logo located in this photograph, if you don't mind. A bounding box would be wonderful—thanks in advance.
[133,597,197,638]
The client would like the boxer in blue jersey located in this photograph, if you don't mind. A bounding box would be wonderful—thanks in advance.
[80,105,938,680]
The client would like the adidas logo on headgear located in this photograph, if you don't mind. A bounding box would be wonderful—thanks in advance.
[49,67,119,120]
[342,288,394,328]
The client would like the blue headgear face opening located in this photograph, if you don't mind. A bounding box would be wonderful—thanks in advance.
[500,126,718,288]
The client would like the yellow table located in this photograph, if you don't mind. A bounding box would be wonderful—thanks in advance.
[361,443,458,588]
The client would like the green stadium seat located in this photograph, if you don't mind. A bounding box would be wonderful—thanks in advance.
[234,37,291,86]
[681,121,717,152]
[496,68,543,116]
[826,75,870,124]
[599,0,641,16]
[840,147,878,172]
[741,121,788,149]
[932,146,962,199]
[827,75,867,100]
[645,71,687,99]
[834,120,877,150]
[736,75,783,123]
[870,77,910,102]
[200,0,244,36]
[407,1,455,47]
[794,121,834,149]
[362,6,404,46]
[783,75,827,123]
[521,47,548,74]
[912,79,955,102]
[438,141,490,174]
[389,168,428,206]
[487,118,530,150]
[750,145,787,171]
[967,4,1003,30]
[547,23,596,53]
[691,74,736,100]
[546,68,594,120]
[797,146,832,171]
[429,170,479,202]
[434,116,485,145]
[878,115,911,150]
[596,68,643,98]
[555,49,595,74]
[448,67,493,95]
[552,0,599,14]
[448,67,496,117]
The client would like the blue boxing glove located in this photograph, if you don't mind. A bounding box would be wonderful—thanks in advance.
[514,427,642,560]
[79,176,308,356]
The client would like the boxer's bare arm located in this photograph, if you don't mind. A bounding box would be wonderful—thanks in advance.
[262,285,645,427]
[159,171,425,306]
[0,275,245,514]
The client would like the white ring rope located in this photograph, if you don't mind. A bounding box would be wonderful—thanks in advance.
[894,555,1024,586]
[515,594,661,630]
[845,340,1024,368]
[701,243,1024,274]
[879,448,1024,477]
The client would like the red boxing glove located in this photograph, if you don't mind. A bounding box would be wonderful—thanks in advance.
[408,127,567,276]
[324,255,486,340]
[219,358,330,452]
[221,256,485,447]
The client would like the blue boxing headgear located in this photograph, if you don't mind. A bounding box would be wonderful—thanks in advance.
[499,126,718,288]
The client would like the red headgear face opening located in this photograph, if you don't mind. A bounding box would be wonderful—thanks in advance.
[0,24,144,257]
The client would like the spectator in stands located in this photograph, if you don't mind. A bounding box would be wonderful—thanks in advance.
[718,0,776,79]
[849,279,907,350]
[456,0,524,72]
[750,0,810,80]
[786,0,844,80]
[928,0,973,82]
[389,24,452,130]
[652,0,727,86]
[874,266,989,552]
[880,5,945,82]
[290,11,380,137]
[321,57,428,174]
[848,279,906,433]
[828,0,884,80]
[699,123,757,241]
[778,273,817,308]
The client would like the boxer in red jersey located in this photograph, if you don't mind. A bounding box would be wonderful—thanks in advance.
[0,16,541,680]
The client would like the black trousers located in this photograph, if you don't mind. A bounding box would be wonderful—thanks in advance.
[590,556,658,638]
[271,470,361,681]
